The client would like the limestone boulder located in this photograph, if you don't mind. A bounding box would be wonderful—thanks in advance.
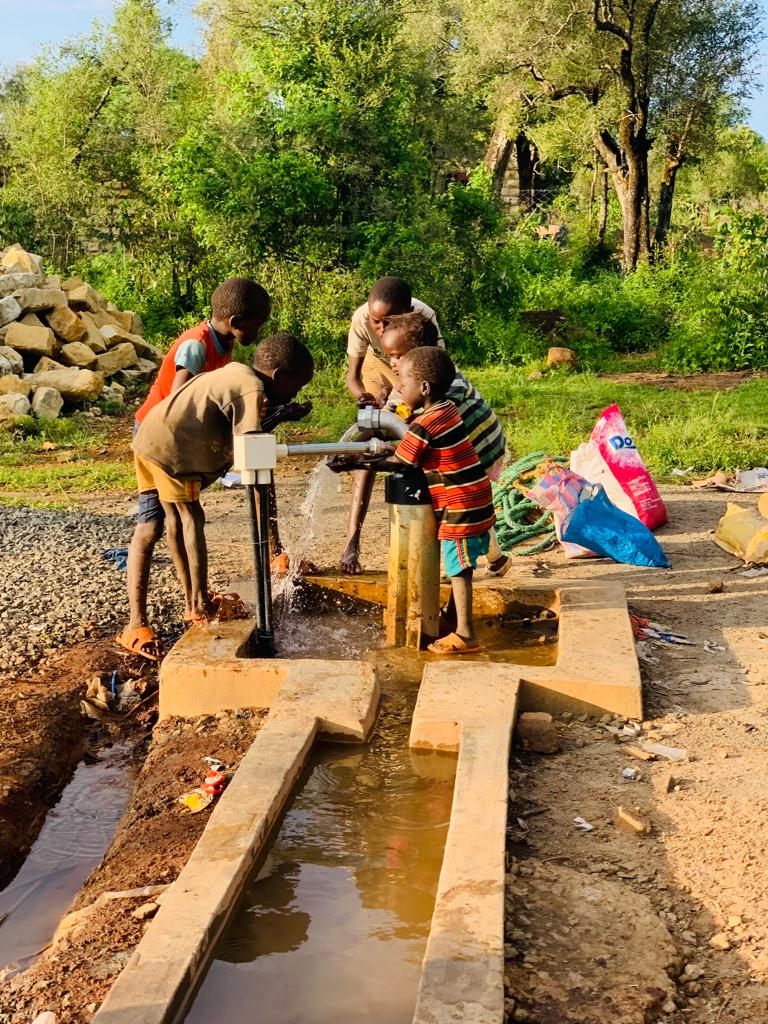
[0,375,31,397]
[5,322,56,359]
[79,312,108,353]
[1,245,43,278]
[0,272,39,298]
[67,283,105,313]
[96,343,138,376]
[90,308,121,330]
[99,324,159,362]
[61,276,86,293]
[16,288,67,314]
[20,311,46,330]
[0,392,31,419]
[29,368,104,403]
[31,386,64,420]
[515,712,561,754]
[46,274,63,290]
[33,356,67,374]
[0,345,24,376]
[45,305,87,344]
[60,341,97,369]
[119,358,156,384]
[101,382,126,405]
[0,295,22,327]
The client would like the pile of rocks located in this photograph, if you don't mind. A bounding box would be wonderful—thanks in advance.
[0,244,161,421]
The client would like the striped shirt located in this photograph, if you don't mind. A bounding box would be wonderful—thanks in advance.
[446,372,506,474]
[395,401,496,541]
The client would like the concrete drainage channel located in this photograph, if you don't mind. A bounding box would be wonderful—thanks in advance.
[89,575,639,1024]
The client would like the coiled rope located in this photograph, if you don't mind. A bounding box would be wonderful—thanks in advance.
[492,452,567,556]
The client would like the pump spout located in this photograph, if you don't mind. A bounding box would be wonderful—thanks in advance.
[357,405,409,440]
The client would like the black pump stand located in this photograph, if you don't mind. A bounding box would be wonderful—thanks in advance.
[246,482,276,657]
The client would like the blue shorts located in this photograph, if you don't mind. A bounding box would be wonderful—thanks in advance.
[134,419,164,525]
[137,490,165,524]
[441,533,490,577]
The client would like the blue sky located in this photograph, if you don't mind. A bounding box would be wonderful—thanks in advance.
[1,0,767,138]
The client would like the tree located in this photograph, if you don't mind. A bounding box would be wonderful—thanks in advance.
[456,0,763,269]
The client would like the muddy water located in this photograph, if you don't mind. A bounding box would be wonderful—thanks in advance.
[188,614,554,1024]
[0,744,132,974]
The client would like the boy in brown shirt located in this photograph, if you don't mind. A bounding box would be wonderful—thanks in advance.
[120,334,314,657]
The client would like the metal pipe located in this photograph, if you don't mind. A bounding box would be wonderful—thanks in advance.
[246,485,265,637]
[357,406,409,440]
[278,439,387,458]
[256,480,276,657]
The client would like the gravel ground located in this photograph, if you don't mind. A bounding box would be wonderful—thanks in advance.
[0,506,229,673]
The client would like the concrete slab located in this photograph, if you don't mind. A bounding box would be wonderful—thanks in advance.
[410,664,521,1024]
[93,667,379,1024]
[159,618,378,733]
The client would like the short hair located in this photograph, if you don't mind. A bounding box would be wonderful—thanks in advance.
[383,311,439,348]
[368,276,411,312]
[211,278,271,322]
[253,332,314,378]
[401,347,455,400]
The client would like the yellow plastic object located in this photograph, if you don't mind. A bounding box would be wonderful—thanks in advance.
[714,502,768,563]
[177,789,213,814]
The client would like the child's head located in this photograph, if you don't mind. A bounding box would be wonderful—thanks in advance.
[211,278,271,345]
[380,311,439,372]
[398,347,455,411]
[253,332,314,403]
[367,276,412,339]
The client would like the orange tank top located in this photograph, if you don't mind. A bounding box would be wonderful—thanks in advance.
[135,321,233,422]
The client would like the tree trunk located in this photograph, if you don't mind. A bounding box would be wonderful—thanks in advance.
[653,158,682,252]
[597,160,609,245]
[484,126,514,196]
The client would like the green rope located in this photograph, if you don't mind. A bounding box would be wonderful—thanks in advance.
[492,451,567,557]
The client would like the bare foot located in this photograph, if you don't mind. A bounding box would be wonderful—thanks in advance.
[340,542,363,575]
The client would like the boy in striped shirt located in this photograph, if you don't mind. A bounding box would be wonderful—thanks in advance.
[351,347,496,655]
[380,312,511,577]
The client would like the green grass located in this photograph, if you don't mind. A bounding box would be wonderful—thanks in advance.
[1,366,767,502]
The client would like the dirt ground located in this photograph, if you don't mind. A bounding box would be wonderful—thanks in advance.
[3,470,768,1022]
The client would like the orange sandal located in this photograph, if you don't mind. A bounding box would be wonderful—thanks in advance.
[427,632,483,656]
[116,626,162,662]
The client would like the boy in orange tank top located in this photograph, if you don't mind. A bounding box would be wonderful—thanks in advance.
[119,278,271,661]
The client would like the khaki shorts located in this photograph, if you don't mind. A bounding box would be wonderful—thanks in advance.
[134,453,201,505]
[361,348,399,396]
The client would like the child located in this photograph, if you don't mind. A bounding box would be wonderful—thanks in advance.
[118,334,314,658]
[120,277,271,660]
[341,275,442,574]
[345,347,495,656]
[380,312,511,577]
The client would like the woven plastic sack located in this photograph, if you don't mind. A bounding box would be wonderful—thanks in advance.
[570,404,667,530]
[526,466,596,558]
[562,486,670,568]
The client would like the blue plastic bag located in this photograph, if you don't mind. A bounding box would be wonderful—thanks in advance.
[562,486,669,568]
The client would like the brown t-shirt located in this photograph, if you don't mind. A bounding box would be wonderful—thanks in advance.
[132,362,264,480]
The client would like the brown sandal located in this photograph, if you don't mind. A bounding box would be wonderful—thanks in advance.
[427,631,483,656]
[116,626,162,662]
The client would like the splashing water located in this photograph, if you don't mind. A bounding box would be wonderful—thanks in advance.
[272,461,341,618]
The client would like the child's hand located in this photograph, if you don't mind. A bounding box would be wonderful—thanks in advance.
[326,453,363,474]
[357,393,379,409]
[377,382,393,406]
[282,400,312,422]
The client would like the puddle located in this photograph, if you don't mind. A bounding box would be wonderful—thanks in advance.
[0,744,132,975]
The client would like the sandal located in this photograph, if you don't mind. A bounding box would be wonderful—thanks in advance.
[427,631,484,656]
[116,626,162,662]
[481,556,513,579]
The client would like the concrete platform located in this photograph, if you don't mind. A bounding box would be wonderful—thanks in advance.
[307,573,641,720]
[159,618,374,730]
[410,664,521,1024]
[93,665,378,1024]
